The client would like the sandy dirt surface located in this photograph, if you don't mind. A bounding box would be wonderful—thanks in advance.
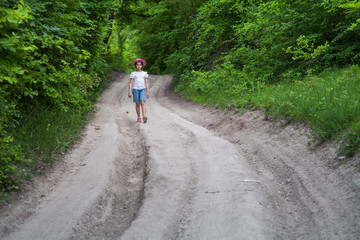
[0,72,359,240]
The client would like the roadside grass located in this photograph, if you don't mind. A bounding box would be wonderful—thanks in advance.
[10,105,89,172]
[180,65,360,157]
[10,70,114,172]
[252,66,360,156]
[1,105,90,202]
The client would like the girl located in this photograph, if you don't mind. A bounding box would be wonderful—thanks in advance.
[128,58,149,123]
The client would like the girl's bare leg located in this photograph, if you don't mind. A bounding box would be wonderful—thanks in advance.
[136,102,141,118]
[140,101,146,118]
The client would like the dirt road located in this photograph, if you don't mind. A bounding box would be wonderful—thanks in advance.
[1,72,359,239]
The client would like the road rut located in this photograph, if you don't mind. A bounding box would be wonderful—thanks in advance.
[1,72,359,240]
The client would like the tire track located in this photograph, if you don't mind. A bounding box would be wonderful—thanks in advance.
[119,75,275,240]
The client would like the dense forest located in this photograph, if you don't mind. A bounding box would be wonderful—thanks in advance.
[1,0,359,198]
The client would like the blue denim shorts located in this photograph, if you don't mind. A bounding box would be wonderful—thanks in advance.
[132,88,146,102]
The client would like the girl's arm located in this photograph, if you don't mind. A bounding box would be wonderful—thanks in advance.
[145,77,149,99]
[128,78,134,98]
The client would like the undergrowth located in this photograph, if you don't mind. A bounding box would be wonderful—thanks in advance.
[0,72,112,202]
[0,105,90,202]
[10,106,88,170]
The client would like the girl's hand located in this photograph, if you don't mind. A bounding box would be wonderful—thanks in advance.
[146,92,150,99]
[128,92,132,98]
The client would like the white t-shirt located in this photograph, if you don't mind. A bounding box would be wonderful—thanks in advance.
[130,71,148,89]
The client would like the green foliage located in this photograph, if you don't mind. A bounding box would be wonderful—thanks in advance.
[106,23,139,72]
[1,0,112,108]
[0,0,115,195]
[0,88,31,199]
[166,0,247,77]
[187,0,245,70]
[124,0,207,73]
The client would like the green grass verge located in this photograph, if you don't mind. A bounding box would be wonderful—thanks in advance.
[11,106,89,170]
[0,105,90,202]
[179,65,360,157]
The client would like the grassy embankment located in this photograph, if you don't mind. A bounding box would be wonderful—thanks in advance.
[179,65,360,157]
